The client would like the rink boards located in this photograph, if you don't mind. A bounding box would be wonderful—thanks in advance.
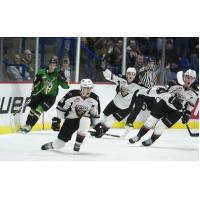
[0,83,199,134]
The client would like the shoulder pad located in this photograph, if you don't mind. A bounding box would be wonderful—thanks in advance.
[191,83,199,92]
[37,68,45,75]
[189,87,199,96]
[90,92,100,101]
[64,89,80,99]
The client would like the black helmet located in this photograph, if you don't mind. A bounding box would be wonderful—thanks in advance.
[147,57,156,63]
[48,58,57,64]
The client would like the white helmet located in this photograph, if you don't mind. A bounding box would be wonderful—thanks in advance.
[184,69,196,79]
[80,79,94,88]
[126,67,136,75]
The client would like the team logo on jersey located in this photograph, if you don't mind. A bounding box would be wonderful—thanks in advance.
[44,79,53,94]
[120,85,130,97]
[175,93,185,102]
[75,105,88,117]
[74,98,80,102]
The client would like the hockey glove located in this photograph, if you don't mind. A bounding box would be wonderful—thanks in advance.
[96,60,108,71]
[59,70,67,82]
[182,110,191,124]
[51,117,61,131]
[156,87,167,94]
[93,123,108,138]
[169,96,182,110]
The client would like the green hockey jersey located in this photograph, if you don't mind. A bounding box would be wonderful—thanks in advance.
[32,68,69,96]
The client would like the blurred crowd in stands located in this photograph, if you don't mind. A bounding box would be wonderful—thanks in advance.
[4,49,34,81]
[1,37,199,84]
[79,37,199,84]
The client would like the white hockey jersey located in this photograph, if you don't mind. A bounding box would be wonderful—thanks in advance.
[103,69,144,109]
[145,83,198,112]
[56,89,101,120]
[166,84,198,112]
[113,83,143,109]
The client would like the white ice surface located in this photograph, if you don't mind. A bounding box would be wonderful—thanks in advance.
[0,129,199,161]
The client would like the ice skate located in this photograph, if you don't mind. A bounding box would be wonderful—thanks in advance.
[129,135,141,144]
[142,138,153,146]
[73,142,81,152]
[19,125,32,134]
[41,142,54,150]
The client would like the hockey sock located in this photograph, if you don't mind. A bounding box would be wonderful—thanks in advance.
[137,125,150,138]
[74,132,86,151]
[150,134,161,142]
[75,132,86,144]
[26,109,41,127]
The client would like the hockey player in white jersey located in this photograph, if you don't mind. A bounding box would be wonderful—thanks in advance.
[91,63,142,138]
[41,79,101,152]
[129,69,198,146]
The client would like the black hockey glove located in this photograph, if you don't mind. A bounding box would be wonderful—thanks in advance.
[168,96,182,110]
[96,60,108,71]
[93,123,108,138]
[59,70,67,82]
[182,110,191,124]
[156,87,167,94]
[51,117,61,131]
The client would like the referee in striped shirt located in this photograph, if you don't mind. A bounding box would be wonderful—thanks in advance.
[138,57,157,88]
[125,57,158,128]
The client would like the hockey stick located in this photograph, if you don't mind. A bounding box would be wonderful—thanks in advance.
[186,124,199,137]
[104,133,120,138]
[89,131,120,138]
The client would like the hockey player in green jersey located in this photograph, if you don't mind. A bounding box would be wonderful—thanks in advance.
[19,58,70,134]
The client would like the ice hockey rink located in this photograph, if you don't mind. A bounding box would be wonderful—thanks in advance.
[0,128,199,161]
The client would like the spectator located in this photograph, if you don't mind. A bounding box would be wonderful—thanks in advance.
[154,59,172,85]
[189,47,199,83]
[61,56,71,82]
[7,54,29,81]
[105,39,123,74]
[80,37,97,81]
[164,39,180,72]
[134,54,145,75]
[126,39,140,67]
[21,49,34,79]
[174,37,190,57]
[158,39,180,80]
[93,37,111,59]
[137,37,151,55]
